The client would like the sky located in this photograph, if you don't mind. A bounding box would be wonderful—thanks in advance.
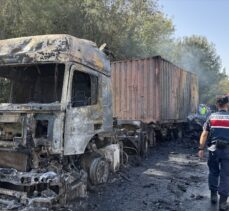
[159,0,229,74]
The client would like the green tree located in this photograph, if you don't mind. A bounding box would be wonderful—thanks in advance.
[0,0,228,104]
[166,35,228,103]
[206,77,229,104]
[0,0,174,60]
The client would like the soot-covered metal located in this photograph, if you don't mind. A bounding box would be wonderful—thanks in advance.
[0,35,115,209]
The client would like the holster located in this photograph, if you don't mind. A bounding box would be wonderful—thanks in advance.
[216,140,229,149]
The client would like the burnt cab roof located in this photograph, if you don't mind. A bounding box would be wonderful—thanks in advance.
[0,34,110,75]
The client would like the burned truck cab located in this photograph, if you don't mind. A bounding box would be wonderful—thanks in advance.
[0,35,115,207]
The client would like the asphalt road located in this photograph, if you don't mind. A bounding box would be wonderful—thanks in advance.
[71,139,220,211]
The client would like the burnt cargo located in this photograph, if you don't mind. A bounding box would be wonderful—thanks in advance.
[111,56,199,124]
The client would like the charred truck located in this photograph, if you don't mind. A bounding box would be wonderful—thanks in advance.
[0,35,199,208]
[0,35,120,207]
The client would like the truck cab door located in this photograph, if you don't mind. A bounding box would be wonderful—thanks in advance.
[64,65,102,155]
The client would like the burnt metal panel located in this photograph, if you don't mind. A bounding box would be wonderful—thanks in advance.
[111,56,199,124]
[0,34,110,76]
[0,149,29,171]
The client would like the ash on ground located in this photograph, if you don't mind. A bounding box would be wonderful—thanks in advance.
[17,139,217,211]
[71,138,217,211]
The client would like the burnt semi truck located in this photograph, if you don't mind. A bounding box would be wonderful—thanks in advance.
[0,34,119,207]
[0,34,198,208]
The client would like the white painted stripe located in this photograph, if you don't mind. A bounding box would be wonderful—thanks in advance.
[211,116,229,119]
[211,118,229,120]
[211,126,229,129]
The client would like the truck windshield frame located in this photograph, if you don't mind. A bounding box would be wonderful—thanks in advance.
[0,63,65,104]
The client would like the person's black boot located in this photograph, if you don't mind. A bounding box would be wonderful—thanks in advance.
[219,195,228,211]
[211,191,218,204]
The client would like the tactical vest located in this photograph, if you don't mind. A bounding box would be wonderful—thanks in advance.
[208,111,229,144]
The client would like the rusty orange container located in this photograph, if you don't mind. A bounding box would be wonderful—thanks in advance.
[111,56,199,124]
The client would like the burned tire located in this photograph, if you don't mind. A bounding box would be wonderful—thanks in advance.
[89,157,109,185]
[149,130,156,147]
[140,135,149,158]
[177,128,183,140]
[173,127,183,141]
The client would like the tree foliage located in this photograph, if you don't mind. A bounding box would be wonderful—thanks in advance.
[164,35,228,104]
[0,0,174,60]
[0,0,228,104]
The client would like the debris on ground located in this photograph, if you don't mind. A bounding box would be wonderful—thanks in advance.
[66,139,216,211]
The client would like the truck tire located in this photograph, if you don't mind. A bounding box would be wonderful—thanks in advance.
[178,127,183,140]
[89,157,109,185]
[149,130,156,147]
[140,135,149,158]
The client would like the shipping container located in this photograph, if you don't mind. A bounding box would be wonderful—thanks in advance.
[111,56,199,124]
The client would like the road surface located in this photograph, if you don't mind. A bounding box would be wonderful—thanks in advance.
[71,139,219,211]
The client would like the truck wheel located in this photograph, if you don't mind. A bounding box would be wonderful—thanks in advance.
[178,128,183,140]
[89,157,109,185]
[149,130,156,147]
[140,136,149,158]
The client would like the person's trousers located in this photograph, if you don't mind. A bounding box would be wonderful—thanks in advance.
[208,148,229,197]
